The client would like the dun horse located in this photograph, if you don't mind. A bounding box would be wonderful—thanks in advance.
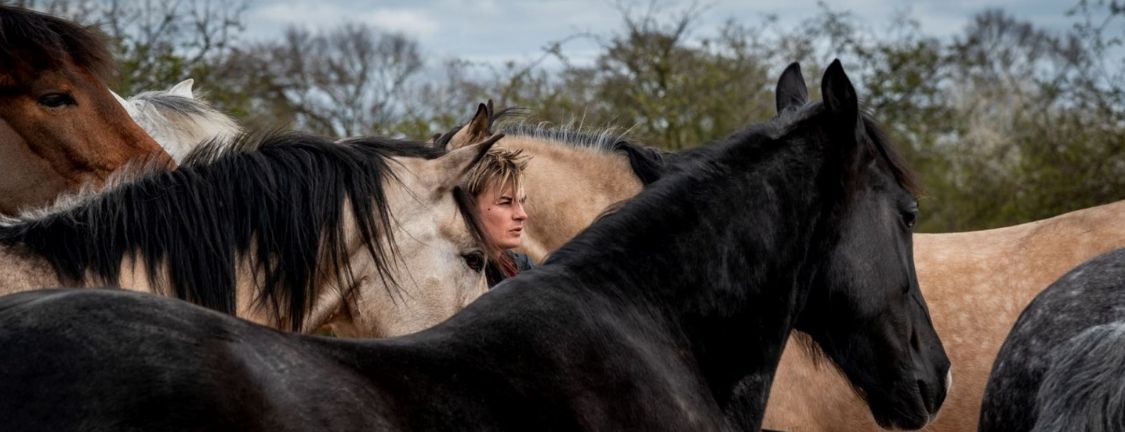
[979,248,1125,432]
[0,6,174,215]
[0,131,500,337]
[441,73,1125,431]
[0,61,948,431]
[114,79,242,162]
[433,103,663,262]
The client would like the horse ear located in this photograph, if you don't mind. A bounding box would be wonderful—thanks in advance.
[447,102,492,150]
[168,79,195,99]
[820,59,858,127]
[110,89,139,116]
[432,133,504,192]
[110,89,129,107]
[776,62,807,115]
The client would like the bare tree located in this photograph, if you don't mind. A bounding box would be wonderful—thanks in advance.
[246,24,423,138]
[16,0,249,94]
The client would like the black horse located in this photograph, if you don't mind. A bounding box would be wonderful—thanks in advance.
[0,60,949,431]
[980,247,1125,432]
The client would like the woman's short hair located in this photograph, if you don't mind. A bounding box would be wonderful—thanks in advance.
[464,147,530,197]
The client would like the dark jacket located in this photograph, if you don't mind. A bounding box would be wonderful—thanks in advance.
[486,251,535,288]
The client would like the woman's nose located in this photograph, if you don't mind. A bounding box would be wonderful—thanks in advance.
[513,201,528,220]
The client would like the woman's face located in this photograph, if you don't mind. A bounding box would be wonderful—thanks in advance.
[476,183,528,250]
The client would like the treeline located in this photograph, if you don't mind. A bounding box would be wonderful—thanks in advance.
[17,0,1125,232]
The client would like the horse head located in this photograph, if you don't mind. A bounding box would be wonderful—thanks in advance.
[784,61,950,430]
[325,133,506,337]
[0,6,173,215]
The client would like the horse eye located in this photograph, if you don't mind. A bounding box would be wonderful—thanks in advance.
[902,209,917,229]
[462,250,485,272]
[38,93,77,108]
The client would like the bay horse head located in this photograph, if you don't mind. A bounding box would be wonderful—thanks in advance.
[0,6,173,215]
[779,61,950,429]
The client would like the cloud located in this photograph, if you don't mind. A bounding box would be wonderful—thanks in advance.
[365,9,439,39]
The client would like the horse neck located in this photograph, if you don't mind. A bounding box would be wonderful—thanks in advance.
[0,242,64,294]
[499,136,644,261]
[0,146,380,334]
[501,140,826,425]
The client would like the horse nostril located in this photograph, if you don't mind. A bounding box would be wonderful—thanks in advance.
[916,379,936,414]
[916,375,946,416]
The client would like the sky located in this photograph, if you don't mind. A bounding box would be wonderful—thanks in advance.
[241,0,1081,66]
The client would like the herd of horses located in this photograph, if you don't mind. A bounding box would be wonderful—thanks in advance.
[0,5,1122,431]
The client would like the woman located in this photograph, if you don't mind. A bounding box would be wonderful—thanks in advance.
[464,147,535,287]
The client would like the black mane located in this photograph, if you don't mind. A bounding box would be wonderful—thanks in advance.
[0,132,440,331]
[0,6,113,82]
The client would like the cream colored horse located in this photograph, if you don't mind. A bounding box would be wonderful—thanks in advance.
[0,133,502,338]
[442,101,1125,431]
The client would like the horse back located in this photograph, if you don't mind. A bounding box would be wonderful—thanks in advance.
[0,288,395,432]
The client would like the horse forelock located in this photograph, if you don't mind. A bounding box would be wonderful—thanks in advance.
[0,132,423,332]
[775,102,919,196]
[861,115,920,196]
[0,6,114,83]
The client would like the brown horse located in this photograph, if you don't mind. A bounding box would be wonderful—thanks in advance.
[0,6,173,215]
[440,98,1125,430]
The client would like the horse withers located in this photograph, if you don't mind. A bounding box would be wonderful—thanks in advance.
[0,6,174,215]
[0,60,948,431]
[979,248,1125,432]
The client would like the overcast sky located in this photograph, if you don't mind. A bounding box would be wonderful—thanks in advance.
[241,0,1079,65]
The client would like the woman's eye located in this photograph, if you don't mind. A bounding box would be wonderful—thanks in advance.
[462,251,485,272]
[38,93,77,108]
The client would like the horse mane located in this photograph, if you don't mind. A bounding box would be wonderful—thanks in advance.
[128,89,243,163]
[0,132,440,331]
[431,105,668,186]
[0,6,114,82]
[547,100,916,266]
[1032,321,1125,432]
[861,115,920,195]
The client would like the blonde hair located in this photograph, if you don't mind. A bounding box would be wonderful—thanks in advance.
[464,147,530,198]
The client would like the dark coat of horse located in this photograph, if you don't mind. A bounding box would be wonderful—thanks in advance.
[0,61,949,431]
[979,247,1125,432]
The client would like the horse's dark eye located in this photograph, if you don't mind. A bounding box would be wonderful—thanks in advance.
[462,250,485,272]
[902,209,918,230]
[38,93,76,108]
